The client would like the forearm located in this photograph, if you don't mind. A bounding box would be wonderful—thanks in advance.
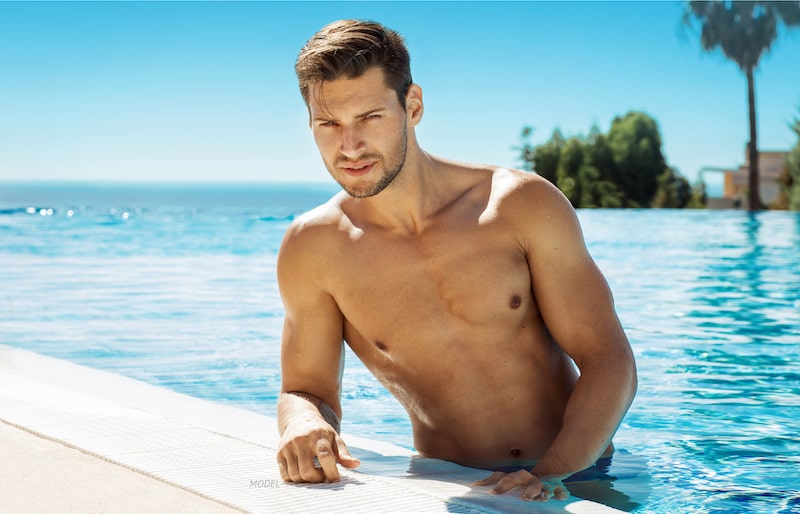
[533,350,637,479]
[277,391,342,434]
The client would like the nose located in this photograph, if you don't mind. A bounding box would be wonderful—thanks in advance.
[339,125,365,160]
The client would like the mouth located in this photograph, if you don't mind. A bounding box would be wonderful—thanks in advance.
[340,161,377,177]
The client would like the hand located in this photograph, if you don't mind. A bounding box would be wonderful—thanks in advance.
[472,470,568,502]
[277,416,360,483]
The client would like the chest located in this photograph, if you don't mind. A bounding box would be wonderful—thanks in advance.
[327,221,533,340]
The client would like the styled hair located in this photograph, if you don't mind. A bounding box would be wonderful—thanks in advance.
[295,20,413,109]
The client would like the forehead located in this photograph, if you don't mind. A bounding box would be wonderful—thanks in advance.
[308,67,398,118]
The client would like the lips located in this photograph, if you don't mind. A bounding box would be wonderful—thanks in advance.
[340,161,376,177]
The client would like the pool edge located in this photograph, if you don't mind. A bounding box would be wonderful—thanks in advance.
[0,345,624,513]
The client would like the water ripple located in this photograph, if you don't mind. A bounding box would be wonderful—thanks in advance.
[2,186,799,512]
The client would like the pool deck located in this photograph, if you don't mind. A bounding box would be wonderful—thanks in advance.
[0,345,624,513]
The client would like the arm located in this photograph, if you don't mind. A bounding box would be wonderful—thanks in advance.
[275,219,360,483]
[527,180,637,479]
[480,175,636,500]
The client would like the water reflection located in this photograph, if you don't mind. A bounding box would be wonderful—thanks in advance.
[578,209,800,512]
[675,211,800,510]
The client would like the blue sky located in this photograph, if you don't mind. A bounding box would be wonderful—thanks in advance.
[1,1,799,190]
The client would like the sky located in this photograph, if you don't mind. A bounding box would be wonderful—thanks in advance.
[1,1,799,191]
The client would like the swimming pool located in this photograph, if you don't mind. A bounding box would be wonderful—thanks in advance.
[1,183,798,512]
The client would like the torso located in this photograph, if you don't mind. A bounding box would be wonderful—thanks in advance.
[309,166,579,468]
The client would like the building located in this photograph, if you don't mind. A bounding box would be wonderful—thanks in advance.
[722,148,789,207]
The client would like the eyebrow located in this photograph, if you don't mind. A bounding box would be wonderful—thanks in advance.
[312,107,386,123]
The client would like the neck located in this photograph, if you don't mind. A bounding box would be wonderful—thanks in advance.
[345,149,449,234]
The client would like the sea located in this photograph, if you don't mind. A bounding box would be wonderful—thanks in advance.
[1,181,799,513]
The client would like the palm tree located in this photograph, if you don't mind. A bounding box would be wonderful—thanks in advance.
[684,1,800,210]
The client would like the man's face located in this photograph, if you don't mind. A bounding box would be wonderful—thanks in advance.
[308,67,408,198]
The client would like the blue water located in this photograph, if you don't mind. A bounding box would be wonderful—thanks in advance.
[1,182,799,513]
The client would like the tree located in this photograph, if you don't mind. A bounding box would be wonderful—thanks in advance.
[652,167,693,208]
[513,126,536,172]
[684,1,800,211]
[775,164,793,210]
[516,112,682,208]
[784,111,800,211]
[607,111,668,207]
[531,128,565,184]
[687,181,709,209]
[556,137,587,207]
[583,126,625,208]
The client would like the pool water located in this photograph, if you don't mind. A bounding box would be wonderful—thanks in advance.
[1,183,799,513]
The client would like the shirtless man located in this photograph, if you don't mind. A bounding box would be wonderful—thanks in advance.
[276,19,637,502]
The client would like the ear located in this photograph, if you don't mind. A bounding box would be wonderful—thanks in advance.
[405,84,424,127]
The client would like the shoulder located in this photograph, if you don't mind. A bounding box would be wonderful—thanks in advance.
[488,168,575,223]
[281,193,348,250]
[485,168,586,255]
[277,193,349,284]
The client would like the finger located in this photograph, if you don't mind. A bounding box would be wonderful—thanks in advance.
[553,486,570,501]
[277,458,289,482]
[521,481,546,501]
[315,438,341,482]
[491,470,533,495]
[334,436,361,469]
[297,448,325,483]
[471,471,507,486]
[532,485,554,502]
[284,453,303,482]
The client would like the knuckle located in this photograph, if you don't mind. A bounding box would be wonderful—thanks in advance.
[300,469,322,482]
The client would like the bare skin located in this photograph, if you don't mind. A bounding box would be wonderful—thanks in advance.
[276,67,637,502]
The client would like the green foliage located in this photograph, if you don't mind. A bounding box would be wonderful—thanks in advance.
[518,111,688,208]
[530,128,564,184]
[513,126,536,172]
[684,1,800,73]
[686,182,709,209]
[652,168,693,208]
[608,112,667,207]
[785,112,800,211]
[774,165,793,210]
[556,138,585,206]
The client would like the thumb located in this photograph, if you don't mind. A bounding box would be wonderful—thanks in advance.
[334,436,361,468]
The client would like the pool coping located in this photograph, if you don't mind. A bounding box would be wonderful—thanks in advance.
[0,344,624,513]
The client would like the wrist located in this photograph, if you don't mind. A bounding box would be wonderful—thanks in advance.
[283,391,341,433]
[284,390,322,407]
[530,458,573,483]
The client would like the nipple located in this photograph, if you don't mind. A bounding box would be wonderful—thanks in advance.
[510,295,522,309]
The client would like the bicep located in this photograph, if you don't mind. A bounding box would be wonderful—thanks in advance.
[525,188,627,365]
[277,226,345,415]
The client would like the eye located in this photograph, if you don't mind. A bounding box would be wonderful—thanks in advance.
[318,120,338,128]
[364,113,381,121]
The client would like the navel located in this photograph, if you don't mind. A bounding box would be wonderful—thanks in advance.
[375,341,388,352]
[510,295,522,309]
[510,448,522,458]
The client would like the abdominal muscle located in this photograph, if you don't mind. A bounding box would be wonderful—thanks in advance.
[344,313,579,469]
